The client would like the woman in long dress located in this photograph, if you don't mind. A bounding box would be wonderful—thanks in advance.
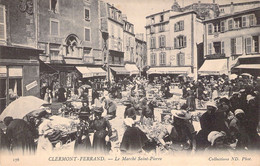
[91,107,112,154]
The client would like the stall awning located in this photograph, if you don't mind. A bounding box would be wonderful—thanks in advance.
[76,67,107,78]
[88,67,106,77]
[76,66,92,78]
[147,67,191,75]
[198,59,228,75]
[235,64,260,69]
[110,66,130,75]
[125,64,139,75]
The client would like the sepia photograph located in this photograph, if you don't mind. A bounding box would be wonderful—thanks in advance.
[0,0,259,165]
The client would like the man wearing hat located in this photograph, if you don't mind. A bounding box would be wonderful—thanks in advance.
[91,106,112,154]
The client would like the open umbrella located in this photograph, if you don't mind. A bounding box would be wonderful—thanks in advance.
[0,96,47,121]
[229,74,238,80]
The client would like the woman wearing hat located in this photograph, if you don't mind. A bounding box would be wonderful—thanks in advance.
[168,110,196,152]
[74,107,92,154]
[124,100,136,120]
[91,107,112,154]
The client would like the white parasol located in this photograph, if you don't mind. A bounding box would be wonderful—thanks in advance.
[0,96,47,121]
[229,74,238,80]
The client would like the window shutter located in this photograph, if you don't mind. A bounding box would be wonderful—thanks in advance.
[163,36,166,47]
[174,23,177,32]
[159,36,161,47]
[174,38,177,48]
[242,16,247,27]
[220,21,225,32]
[208,24,212,34]
[231,38,236,54]
[245,37,252,54]
[221,41,225,54]
[236,37,242,54]
[85,28,90,41]
[180,21,184,30]
[183,36,187,48]
[208,43,212,54]
[150,38,153,48]
[181,53,185,66]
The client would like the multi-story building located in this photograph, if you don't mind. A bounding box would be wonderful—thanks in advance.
[145,1,217,81]
[100,2,129,82]
[135,33,147,73]
[122,16,140,76]
[38,0,106,90]
[0,0,42,112]
[200,3,260,77]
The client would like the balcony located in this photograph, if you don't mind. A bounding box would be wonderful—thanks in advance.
[83,56,94,64]
[205,53,225,59]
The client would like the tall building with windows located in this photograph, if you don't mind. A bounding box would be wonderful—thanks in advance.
[145,1,217,81]
[0,0,42,112]
[38,0,105,89]
[200,3,260,76]
[123,16,135,63]
[135,33,147,73]
[100,2,130,82]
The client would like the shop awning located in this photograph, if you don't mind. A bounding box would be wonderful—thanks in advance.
[198,59,228,75]
[76,66,93,78]
[110,66,130,75]
[125,64,139,75]
[88,67,106,77]
[235,64,260,69]
[76,67,107,78]
[147,67,191,75]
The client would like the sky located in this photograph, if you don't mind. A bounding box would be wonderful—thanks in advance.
[103,0,258,38]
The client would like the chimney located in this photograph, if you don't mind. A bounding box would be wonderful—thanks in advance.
[230,2,234,14]
[212,0,215,4]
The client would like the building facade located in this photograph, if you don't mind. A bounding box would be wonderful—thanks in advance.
[201,4,260,77]
[135,33,147,72]
[37,0,106,90]
[0,0,43,112]
[145,1,217,81]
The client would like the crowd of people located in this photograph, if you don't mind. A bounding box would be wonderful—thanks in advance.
[0,74,259,156]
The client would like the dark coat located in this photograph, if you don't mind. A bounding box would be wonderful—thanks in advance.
[6,119,36,155]
[120,126,148,154]
[91,117,112,154]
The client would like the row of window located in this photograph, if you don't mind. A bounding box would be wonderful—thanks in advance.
[150,52,185,66]
[108,7,122,22]
[208,35,260,55]
[150,14,165,24]
[150,35,187,49]
[50,20,90,41]
[150,24,165,33]
[208,14,257,34]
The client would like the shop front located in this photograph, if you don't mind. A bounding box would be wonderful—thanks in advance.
[76,66,107,90]
[109,66,130,82]
[147,66,191,82]
[125,63,140,76]
[0,45,42,113]
[198,59,228,79]
[233,55,260,77]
